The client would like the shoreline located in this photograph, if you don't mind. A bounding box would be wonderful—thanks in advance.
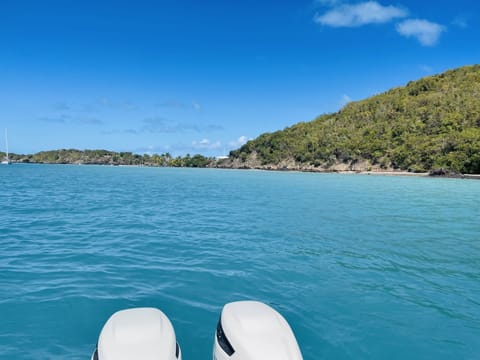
[7,161,480,179]
[214,165,480,179]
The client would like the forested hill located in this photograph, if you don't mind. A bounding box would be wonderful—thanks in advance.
[226,65,480,174]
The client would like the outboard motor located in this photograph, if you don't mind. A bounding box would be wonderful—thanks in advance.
[91,307,181,360]
[213,301,303,360]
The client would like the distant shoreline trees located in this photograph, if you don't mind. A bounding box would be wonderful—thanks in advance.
[4,149,216,168]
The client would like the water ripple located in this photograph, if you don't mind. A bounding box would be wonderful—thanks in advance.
[1,165,479,359]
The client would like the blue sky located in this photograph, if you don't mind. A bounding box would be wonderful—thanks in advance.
[1,0,479,156]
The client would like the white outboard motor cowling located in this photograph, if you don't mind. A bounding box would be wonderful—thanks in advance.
[213,301,303,360]
[92,307,181,360]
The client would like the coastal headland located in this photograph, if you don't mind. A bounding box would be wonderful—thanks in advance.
[3,149,479,180]
[4,65,479,179]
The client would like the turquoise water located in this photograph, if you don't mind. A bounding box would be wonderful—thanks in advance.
[0,164,479,359]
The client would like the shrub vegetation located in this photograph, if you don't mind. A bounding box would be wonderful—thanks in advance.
[230,65,480,173]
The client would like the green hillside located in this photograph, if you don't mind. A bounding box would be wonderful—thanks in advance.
[7,149,213,168]
[229,65,480,174]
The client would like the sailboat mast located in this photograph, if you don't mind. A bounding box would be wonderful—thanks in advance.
[5,128,8,160]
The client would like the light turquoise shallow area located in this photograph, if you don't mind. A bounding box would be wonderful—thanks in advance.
[1,164,479,359]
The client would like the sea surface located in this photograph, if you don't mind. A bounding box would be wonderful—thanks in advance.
[0,164,479,359]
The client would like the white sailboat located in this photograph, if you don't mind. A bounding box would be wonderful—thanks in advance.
[1,128,11,165]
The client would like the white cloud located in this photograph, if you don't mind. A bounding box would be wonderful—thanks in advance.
[40,114,103,125]
[192,101,201,112]
[419,64,433,73]
[396,19,446,46]
[192,138,222,150]
[39,115,70,123]
[228,136,249,148]
[340,94,352,106]
[134,144,172,155]
[314,1,407,27]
